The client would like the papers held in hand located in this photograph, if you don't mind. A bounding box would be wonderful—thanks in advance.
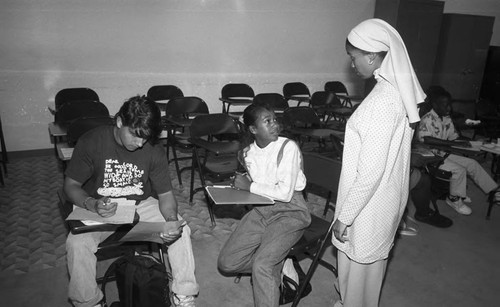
[66,198,136,225]
[205,185,274,205]
[119,220,187,244]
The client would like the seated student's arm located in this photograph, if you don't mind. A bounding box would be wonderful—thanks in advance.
[417,116,469,147]
[63,176,117,218]
[157,191,184,244]
[158,191,178,221]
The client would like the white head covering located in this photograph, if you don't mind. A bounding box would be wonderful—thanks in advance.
[347,18,425,124]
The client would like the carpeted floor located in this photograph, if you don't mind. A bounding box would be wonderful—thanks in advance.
[0,152,336,306]
[1,149,500,307]
[0,155,67,275]
[0,153,332,276]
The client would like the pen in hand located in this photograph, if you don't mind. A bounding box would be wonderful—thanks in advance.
[98,197,117,217]
[233,171,252,191]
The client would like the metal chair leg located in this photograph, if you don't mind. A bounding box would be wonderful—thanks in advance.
[291,223,336,307]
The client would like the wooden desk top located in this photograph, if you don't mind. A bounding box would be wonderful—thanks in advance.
[206,186,274,205]
[48,122,67,137]
[68,212,140,235]
[56,143,73,161]
[480,143,500,155]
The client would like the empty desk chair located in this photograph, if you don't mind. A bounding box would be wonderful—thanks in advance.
[146,85,184,114]
[219,83,255,119]
[163,96,209,187]
[283,82,311,107]
[54,87,100,113]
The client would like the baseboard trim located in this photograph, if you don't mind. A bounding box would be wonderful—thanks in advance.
[6,148,54,159]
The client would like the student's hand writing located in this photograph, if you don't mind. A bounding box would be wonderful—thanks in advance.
[333,219,349,243]
[233,172,252,191]
[95,197,117,218]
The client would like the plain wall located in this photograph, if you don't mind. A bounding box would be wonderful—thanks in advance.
[0,0,375,152]
[1,0,499,152]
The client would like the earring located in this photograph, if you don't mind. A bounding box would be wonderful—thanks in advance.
[369,60,374,65]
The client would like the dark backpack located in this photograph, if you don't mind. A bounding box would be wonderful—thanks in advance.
[101,253,171,307]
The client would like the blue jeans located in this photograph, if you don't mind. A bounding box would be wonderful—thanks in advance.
[218,192,311,307]
[66,197,198,307]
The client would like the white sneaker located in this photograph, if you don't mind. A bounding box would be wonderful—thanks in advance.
[172,294,196,307]
[397,221,418,236]
[446,197,472,215]
[282,258,299,290]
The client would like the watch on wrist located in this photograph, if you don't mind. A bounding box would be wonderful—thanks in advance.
[83,197,95,211]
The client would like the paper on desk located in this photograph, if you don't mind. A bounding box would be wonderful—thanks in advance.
[66,198,136,224]
[451,145,481,151]
[412,147,435,157]
[119,221,187,244]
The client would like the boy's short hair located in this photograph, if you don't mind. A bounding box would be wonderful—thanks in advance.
[116,95,162,144]
[426,86,452,105]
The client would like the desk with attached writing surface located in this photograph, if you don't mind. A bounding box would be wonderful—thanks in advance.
[204,185,274,227]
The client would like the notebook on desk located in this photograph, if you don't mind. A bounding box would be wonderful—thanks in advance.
[66,198,137,234]
[205,186,274,205]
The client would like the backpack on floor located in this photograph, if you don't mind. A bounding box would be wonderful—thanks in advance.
[279,256,312,305]
[101,253,171,307]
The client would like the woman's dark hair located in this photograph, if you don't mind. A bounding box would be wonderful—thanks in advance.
[345,39,388,59]
[239,103,273,149]
[115,95,162,144]
[426,85,452,106]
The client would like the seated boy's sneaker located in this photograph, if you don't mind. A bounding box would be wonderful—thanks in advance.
[281,258,299,290]
[397,221,418,236]
[172,294,196,307]
[446,197,472,215]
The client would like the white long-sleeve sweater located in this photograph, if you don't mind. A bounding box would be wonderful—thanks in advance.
[244,137,306,203]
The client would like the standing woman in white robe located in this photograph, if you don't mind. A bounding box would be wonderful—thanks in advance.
[332,19,426,307]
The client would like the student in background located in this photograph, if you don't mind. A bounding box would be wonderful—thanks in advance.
[218,103,311,307]
[416,87,500,215]
[64,96,198,307]
[331,19,426,307]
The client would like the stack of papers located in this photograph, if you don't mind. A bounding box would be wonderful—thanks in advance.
[66,197,136,224]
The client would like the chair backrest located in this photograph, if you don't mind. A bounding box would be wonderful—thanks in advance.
[253,93,289,112]
[475,98,498,119]
[302,152,342,199]
[283,82,311,99]
[146,85,184,102]
[164,96,209,118]
[190,113,240,139]
[221,83,255,99]
[66,116,115,147]
[55,100,110,127]
[283,106,323,129]
[324,81,349,96]
[55,88,100,111]
[310,91,343,108]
